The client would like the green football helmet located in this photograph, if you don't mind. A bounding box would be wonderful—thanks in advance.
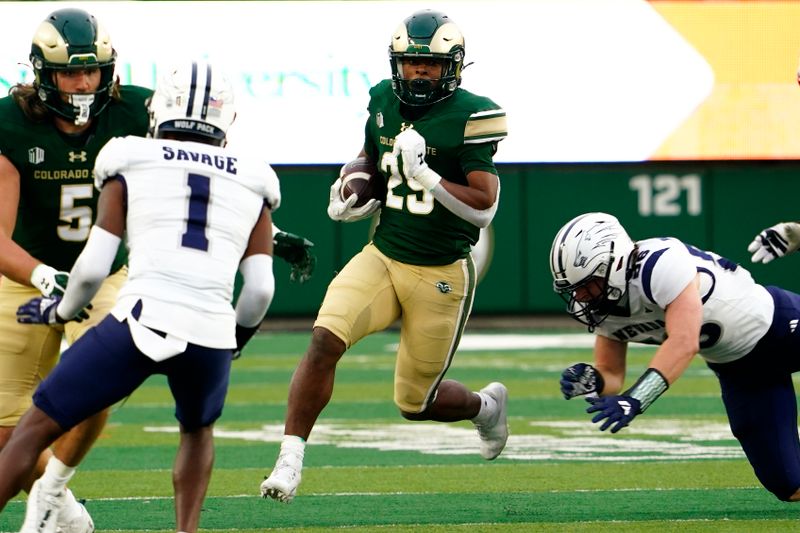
[29,8,117,125]
[389,10,465,106]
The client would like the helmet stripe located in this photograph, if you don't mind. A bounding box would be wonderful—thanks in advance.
[200,62,212,120]
[185,61,198,118]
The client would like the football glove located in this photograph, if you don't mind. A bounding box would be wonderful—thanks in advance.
[585,395,642,434]
[748,222,800,264]
[327,177,381,222]
[16,295,91,326]
[392,128,441,190]
[273,231,316,283]
[30,264,69,297]
[560,363,605,400]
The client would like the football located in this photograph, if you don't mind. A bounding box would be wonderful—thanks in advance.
[339,157,386,208]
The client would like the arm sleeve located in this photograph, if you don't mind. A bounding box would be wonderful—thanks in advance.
[57,226,121,318]
[235,254,275,327]
[429,178,500,228]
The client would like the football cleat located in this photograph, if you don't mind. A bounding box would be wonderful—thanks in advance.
[260,452,303,503]
[20,479,65,533]
[474,382,509,460]
[56,490,94,533]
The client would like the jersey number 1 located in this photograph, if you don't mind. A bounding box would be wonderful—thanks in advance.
[182,173,210,251]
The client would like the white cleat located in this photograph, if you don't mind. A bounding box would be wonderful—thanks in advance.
[260,452,303,503]
[475,382,509,460]
[20,479,65,533]
[56,490,94,533]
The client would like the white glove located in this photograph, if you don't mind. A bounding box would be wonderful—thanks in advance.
[392,128,441,190]
[327,177,381,222]
[748,222,800,264]
[30,264,69,297]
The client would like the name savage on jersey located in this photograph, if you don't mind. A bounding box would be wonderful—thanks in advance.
[161,146,238,175]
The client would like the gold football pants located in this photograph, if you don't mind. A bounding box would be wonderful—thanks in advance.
[0,267,127,425]
[315,243,476,413]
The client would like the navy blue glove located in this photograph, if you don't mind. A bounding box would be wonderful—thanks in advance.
[585,395,641,433]
[16,295,91,325]
[560,363,604,399]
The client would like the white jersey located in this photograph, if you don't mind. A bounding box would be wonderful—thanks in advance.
[594,237,774,364]
[94,136,281,350]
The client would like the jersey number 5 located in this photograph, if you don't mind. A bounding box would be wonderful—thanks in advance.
[58,184,93,242]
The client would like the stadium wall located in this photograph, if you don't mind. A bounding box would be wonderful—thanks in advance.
[270,161,800,316]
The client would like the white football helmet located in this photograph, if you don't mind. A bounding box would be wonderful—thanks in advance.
[549,212,636,330]
[148,60,236,145]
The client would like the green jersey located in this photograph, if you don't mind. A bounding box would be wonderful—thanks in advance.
[0,85,151,272]
[365,80,507,266]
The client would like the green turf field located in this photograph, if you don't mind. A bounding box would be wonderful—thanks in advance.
[2,330,798,532]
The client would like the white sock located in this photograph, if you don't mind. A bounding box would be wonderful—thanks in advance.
[39,456,76,493]
[471,391,498,425]
[279,434,306,461]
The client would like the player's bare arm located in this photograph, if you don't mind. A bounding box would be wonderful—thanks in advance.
[244,207,274,259]
[0,155,39,284]
[593,335,628,395]
[648,275,702,384]
[441,169,498,210]
[93,179,126,238]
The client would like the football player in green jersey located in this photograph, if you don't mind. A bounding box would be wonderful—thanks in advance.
[262,9,509,503]
[0,8,151,532]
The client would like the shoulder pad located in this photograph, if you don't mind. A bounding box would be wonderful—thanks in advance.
[260,163,282,212]
[93,137,129,190]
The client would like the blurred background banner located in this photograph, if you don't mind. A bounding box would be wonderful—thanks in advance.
[3,0,797,163]
[650,1,800,160]
[3,1,800,316]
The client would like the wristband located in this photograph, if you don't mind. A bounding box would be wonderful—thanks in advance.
[414,166,442,190]
[623,368,669,412]
[235,323,259,349]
